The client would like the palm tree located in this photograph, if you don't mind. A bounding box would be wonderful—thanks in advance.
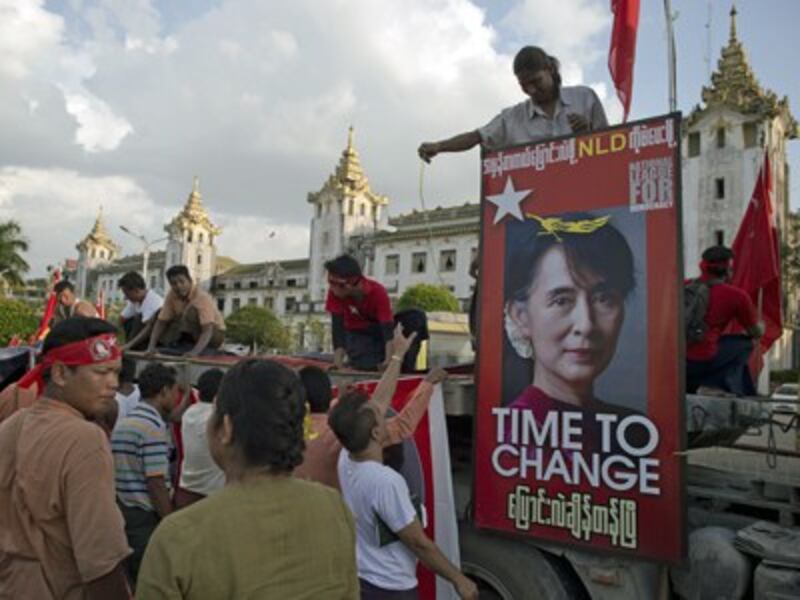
[0,221,30,288]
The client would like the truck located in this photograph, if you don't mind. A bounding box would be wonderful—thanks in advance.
[107,344,798,600]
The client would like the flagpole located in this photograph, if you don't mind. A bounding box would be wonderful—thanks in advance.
[663,0,677,112]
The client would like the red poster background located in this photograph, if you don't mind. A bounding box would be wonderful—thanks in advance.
[473,114,686,563]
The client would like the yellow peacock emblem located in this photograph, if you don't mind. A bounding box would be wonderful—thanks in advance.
[525,213,611,240]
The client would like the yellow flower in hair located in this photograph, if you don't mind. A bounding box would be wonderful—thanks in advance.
[525,213,611,240]
[303,402,319,441]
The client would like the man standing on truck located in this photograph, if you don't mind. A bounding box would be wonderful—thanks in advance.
[686,245,764,396]
[51,280,99,325]
[146,265,226,357]
[325,254,395,371]
[329,329,477,600]
[417,45,608,162]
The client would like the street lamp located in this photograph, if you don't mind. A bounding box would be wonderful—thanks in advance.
[119,226,169,284]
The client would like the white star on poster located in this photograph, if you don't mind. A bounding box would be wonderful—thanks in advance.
[485,178,532,225]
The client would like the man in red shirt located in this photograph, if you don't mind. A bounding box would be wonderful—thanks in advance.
[325,254,395,371]
[686,246,763,396]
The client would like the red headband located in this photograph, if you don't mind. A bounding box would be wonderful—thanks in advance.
[17,333,122,394]
[700,259,732,274]
[328,275,360,286]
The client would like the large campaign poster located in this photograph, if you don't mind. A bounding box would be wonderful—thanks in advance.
[473,114,686,562]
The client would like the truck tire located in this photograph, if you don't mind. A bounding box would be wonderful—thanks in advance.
[459,524,588,600]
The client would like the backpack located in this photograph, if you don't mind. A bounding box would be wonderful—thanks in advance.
[684,279,713,344]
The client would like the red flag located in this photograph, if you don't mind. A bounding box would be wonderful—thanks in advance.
[33,269,61,342]
[96,288,106,320]
[731,151,782,363]
[608,0,640,122]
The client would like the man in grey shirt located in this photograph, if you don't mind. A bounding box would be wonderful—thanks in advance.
[418,46,608,160]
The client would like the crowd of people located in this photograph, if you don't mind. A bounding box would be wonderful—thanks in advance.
[0,316,478,599]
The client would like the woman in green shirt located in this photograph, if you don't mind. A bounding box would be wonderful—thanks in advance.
[136,359,359,599]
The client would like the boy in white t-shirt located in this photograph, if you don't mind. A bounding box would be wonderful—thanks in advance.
[329,327,477,600]
[113,357,140,432]
[117,271,164,351]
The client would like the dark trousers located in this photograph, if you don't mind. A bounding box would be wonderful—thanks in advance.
[122,315,149,350]
[686,334,756,396]
[346,330,386,371]
[359,579,418,600]
[158,306,224,355]
[118,501,159,589]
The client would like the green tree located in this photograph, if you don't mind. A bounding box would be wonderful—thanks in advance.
[225,305,291,351]
[397,283,460,312]
[0,221,30,288]
[0,297,39,345]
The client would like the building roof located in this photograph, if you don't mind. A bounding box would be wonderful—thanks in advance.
[215,255,239,275]
[92,251,167,275]
[388,202,479,227]
[371,203,480,244]
[216,258,310,279]
[165,177,222,236]
[688,6,797,136]
[76,208,121,253]
[307,127,388,207]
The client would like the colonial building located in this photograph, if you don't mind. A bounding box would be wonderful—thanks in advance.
[74,179,234,305]
[681,7,797,368]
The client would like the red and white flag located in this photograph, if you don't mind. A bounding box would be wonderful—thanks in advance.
[608,0,640,122]
[96,288,106,320]
[731,151,782,371]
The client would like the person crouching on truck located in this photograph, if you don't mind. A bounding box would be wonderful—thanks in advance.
[503,213,645,455]
[146,265,226,357]
[52,280,98,325]
[685,245,763,396]
[418,45,608,162]
[118,270,163,351]
[0,317,132,600]
[326,254,395,371]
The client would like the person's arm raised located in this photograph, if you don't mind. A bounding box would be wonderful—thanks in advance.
[368,324,416,416]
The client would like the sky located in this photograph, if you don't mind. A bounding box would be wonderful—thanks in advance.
[1,0,798,276]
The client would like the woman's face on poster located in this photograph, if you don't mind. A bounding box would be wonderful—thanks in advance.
[510,245,625,390]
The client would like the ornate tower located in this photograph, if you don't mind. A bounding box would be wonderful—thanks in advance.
[76,208,120,298]
[164,177,221,290]
[307,127,389,301]
[682,6,797,273]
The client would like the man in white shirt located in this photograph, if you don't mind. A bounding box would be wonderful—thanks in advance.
[175,368,226,508]
[329,327,478,600]
[117,271,164,351]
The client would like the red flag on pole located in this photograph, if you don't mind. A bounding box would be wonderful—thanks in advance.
[731,151,782,367]
[96,288,106,321]
[608,0,640,122]
[32,269,61,342]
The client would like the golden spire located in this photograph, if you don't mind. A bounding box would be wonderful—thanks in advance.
[166,176,221,236]
[77,206,119,252]
[333,126,368,191]
[729,5,737,42]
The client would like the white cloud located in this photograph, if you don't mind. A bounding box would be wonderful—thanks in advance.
[0,0,615,277]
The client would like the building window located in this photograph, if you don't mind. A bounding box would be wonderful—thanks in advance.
[359,203,366,216]
[233,281,241,289]
[743,122,758,148]
[716,127,726,148]
[439,250,456,272]
[91,249,96,259]
[150,275,157,289]
[217,282,226,290]
[715,230,724,245]
[249,281,258,289]
[232,298,241,311]
[322,231,330,248]
[316,204,322,218]
[197,254,202,265]
[688,132,700,157]
[217,298,225,312]
[199,233,204,244]
[248,297,257,306]
[412,252,427,273]
[715,178,725,199]
[264,297,274,310]
[385,254,399,275]
[348,199,354,216]
[187,231,193,242]
[285,296,297,312]
[286,278,296,287]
